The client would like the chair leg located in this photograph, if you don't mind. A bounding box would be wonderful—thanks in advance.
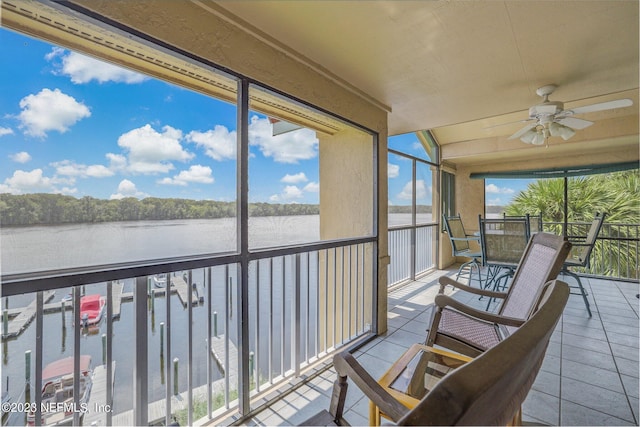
[563,269,592,317]
[456,259,483,288]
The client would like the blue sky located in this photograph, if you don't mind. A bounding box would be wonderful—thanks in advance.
[1,27,529,207]
[387,133,533,207]
[0,28,320,203]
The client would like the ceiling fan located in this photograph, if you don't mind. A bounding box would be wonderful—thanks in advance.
[508,84,633,145]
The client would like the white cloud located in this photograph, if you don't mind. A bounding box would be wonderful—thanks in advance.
[249,116,318,164]
[486,198,503,206]
[18,88,91,138]
[0,169,53,194]
[117,124,193,174]
[388,163,399,178]
[0,127,14,137]
[187,125,236,161]
[303,181,319,192]
[52,160,114,178]
[269,185,304,202]
[47,48,148,84]
[9,152,31,163]
[158,165,214,186]
[485,183,515,194]
[281,172,308,184]
[397,179,428,200]
[110,179,147,200]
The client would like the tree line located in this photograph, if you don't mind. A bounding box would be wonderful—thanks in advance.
[0,193,320,226]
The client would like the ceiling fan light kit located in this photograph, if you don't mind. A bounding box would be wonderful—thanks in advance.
[507,84,633,146]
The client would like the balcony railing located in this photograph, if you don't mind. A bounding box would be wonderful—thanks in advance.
[386,220,639,289]
[0,238,375,426]
[387,223,437,286]
[544,221,639,280]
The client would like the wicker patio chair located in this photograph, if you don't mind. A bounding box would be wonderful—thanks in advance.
[442,214,483,287]
[426,232,571,357]
[562,212,606,317]
[302,280,570,426]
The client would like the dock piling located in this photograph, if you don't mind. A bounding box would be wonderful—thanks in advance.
[102,334,107,365]
[213,311,218,337]
[173,358,179,395]
[160,322,164,356]
[25,350,31,385]
[2,309,7,337]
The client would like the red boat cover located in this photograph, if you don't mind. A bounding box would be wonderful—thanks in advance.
[42,356,91,382]
[80,294,104,320]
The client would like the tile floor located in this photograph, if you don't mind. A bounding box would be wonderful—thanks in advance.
[239,269,639,426]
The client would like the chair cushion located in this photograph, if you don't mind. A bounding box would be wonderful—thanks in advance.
[438,308,501,351]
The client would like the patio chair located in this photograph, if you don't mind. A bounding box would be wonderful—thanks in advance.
[426,232,571,357]
[442,214,483,287]
[504,212,543,237]
[478,215,530,308]
[562,212,606,317]
[302,280,570,426]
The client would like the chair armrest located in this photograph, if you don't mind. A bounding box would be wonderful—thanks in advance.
[333,352,409,422]
[434,294,526,328]
[439,276,508,299]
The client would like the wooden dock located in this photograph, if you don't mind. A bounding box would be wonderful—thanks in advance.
[111,281,125,319]
[84,361,116,426]
[112,376,229,425]
[171,276,199,307]
[2,290,55,339]
[210,335,239,381]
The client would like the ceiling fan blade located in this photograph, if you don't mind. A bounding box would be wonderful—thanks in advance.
[569,98,633,115]
[557,117,594,130]
[508,122,537,140]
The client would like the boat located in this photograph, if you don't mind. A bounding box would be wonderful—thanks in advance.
[153,274,167,288]
[79,294,106,330]
[27,356,92,426]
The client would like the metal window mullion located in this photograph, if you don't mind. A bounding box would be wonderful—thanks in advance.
[333,248,337,348]
[165,272,172,426]
[187,270,193,426]
[224,266,230,408]
[411,159,417,280]
[207,267,212,418]
[255,260,260,393]
[34,291,43,426]
[134,276,148,426]
[324,249,328,353]
[237,78,250,416]
[73,286,81,426]
[305,252,310,362]
[269,258,273,384]
[106,281,113,426]
[294,253,301,376]
[280,257,285,376]
[356,244,360,334]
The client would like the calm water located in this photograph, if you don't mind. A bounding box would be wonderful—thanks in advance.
[0,215,328,424]
[0,214,416,424]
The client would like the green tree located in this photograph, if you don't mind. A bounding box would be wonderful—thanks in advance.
[505,170,639,279]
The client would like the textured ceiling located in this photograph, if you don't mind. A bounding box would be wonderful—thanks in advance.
[16,0,638,170]
[214,0,639,167]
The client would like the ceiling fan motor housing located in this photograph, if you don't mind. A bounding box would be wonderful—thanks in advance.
[529,100,564,121]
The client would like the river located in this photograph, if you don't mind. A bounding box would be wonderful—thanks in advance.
[0,213,431,425]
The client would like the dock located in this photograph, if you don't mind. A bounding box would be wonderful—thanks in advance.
[84,361,116,426]
[171,276,199,307]
[2,277,199,339]
[210,335,239,381]
[111,375,230,425]
[111,281,125,319]
[2,290,55,339]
